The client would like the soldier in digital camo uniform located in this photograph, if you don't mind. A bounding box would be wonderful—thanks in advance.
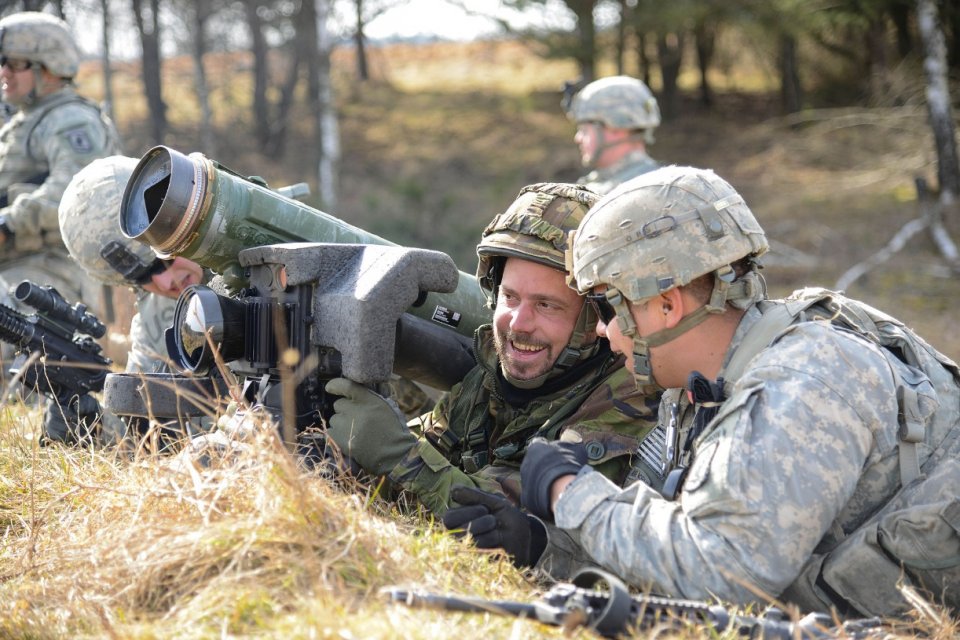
[323,183,660,567]
[565,75,661,196]
[53,156,204,444]
[514,165,960,613]
[59,156,206,375]
[0,12,121,319]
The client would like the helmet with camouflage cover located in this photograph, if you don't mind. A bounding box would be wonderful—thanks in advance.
[570,165,769,387]
[0,12,80,78]
[566,76,661,142]
[477,182,604,387]
[59,156,160,288]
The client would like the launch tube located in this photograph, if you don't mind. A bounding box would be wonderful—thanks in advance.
[120,145,491,340]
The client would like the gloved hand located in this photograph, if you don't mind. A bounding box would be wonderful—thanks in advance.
[520,437,588,520]
[443,485,547,568]
[40,394,102,446]
[324,377,417,476]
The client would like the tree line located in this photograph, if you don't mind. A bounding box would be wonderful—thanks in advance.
[1,0,958,231]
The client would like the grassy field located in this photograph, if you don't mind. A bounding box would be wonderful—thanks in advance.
[1,37,958,638]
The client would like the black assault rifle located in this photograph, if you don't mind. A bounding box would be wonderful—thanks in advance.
[382,570,887,639]
[0,281,110,420]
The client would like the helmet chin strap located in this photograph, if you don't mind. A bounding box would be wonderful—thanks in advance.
[500,300,601,390]
[607,266,766,390]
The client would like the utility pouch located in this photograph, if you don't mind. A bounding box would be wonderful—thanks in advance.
[818,459,960,616]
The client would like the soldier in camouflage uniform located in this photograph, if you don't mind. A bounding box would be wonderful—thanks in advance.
[514,166,960,613]
[59,155,205,374]
[0,12,122,319]
[51,156,204,444]
[324,183,659,566]
[565,76,660,195]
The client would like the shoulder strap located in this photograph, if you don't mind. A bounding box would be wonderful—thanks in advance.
[725,289,935,487]
[25,93,103,163]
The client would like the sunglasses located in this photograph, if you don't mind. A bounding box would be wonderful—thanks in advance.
[586,292,617,324]
[0,57,33,72]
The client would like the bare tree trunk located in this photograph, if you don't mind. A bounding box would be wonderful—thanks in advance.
[244,0,271,151]
[917,0,960,267]
[354,0,369,81]
[866,17,890,103]
[315,0,339,210]
[779,34,802,114]
[567,0,596,82]
[264,1,305,159]
[657,31,684,119]
[694,20,715,107]
[889,0,913,58]
[191,0,215,155]
[635,30,651,86]
[131,0,167,144]
[99,0,115,122]
[944,0,960,68]
[615,0,628,75]
[918,0,960,195]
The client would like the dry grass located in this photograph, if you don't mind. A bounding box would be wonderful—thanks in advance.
[0,403,558,639]
[1,398,954,638]
[4,35,955,638]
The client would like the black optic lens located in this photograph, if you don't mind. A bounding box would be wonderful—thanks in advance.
[586,293,617,324]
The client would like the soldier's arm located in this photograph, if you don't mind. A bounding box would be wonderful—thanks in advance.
[388,389,503,514]
[549,327,891,604]
[4,107,116,238]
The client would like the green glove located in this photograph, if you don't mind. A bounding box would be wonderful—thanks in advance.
[325,377,418,476]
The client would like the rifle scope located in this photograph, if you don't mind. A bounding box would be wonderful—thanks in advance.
[14,281,106,338]
[119,146,491,341]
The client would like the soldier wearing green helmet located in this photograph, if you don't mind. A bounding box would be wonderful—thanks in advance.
[565,75,661,195]
[514,165,960,616]
[324,183,659,568]
[0,11,121,321]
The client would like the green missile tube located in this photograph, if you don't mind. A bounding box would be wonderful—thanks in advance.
[120,145,491,340]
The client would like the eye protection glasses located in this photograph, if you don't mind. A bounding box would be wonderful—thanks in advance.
[585,292,617,325]
[0,57,33,72]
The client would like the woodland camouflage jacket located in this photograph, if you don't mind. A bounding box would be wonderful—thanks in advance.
[388,325,660,514]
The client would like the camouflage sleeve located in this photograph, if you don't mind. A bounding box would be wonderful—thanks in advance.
[388,388,502,514]
[5,104,119,238]
[550,325,900,604]
[559,365,660,485]
[125,294,177,374]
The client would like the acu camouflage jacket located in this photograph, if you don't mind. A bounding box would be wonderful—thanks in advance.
[577,149,659,196]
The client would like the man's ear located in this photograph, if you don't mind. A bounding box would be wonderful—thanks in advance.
[660,289,686,329]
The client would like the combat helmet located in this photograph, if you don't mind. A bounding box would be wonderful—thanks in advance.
[60,156,164,288]
[569,165,769,388]
[567,76,661,143]
[477,182,603,388]
[0,12,80,79]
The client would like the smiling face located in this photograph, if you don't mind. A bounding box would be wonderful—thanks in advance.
[492,257,586,382]
[141,256,203,299]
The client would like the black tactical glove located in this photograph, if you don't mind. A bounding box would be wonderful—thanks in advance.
[443,485,547,568]
[520,437,588,520]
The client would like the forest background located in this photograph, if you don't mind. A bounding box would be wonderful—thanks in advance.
[0,0,959,638]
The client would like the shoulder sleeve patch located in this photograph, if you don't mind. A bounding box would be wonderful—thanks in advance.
[63,127,94,154]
